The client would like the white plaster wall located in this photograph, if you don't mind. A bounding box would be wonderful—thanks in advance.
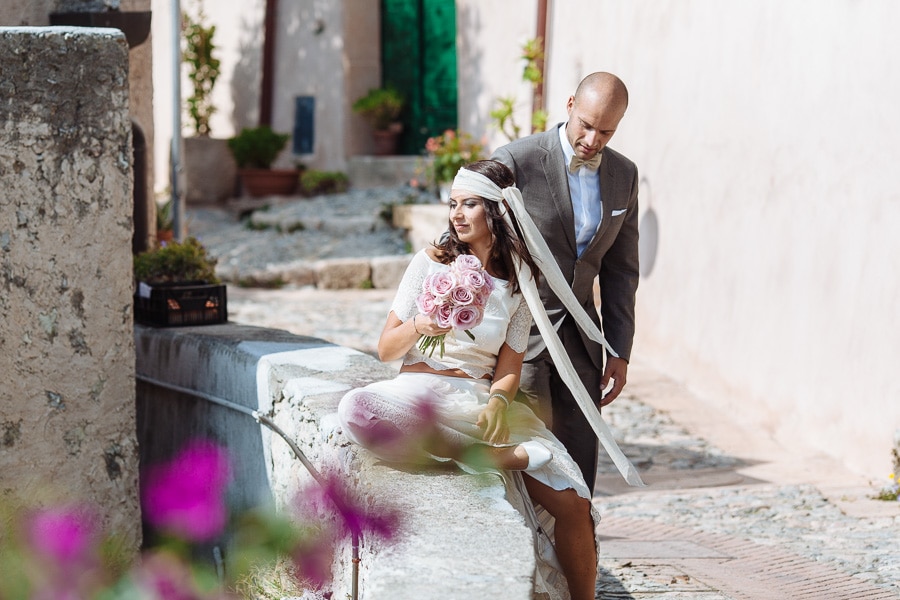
[152,0,376,193]
[457,0,539,153]
[535,0,900,479]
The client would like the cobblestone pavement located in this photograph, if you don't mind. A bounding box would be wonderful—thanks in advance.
[194,198,899,599]
[227,285,899,599]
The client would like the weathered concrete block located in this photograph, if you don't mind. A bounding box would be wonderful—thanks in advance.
[135,323,536,599]
[370,254,412,290]
[393,204,449,252]
[315,258,371,289]
[0,27,139,551]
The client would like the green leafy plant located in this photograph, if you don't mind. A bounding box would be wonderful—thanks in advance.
[424,129,486,184]
[133,236,220,285]
[155,198,173,233]
[299,170,349,196]
[227,126,291,169]
[491,37,548,142]
[352,87,404,131]
[872,473,900,501]
[182,0,220,136]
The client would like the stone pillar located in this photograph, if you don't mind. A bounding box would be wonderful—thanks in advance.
[0,27,139,551]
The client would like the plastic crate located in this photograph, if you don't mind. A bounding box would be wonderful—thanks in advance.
[134,283,227,327]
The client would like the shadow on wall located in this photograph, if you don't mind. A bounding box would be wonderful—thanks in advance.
[231,12,263,130]
[638,176,658,278]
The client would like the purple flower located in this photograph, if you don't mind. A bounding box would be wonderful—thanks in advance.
[296,475,399,542]
[26,505,99,566]
[141,440,231,542]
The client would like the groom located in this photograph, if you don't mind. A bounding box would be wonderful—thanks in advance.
[492,72,640,491]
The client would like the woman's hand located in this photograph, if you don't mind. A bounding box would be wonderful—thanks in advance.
[477,397,509,444]
[413,313,452,337]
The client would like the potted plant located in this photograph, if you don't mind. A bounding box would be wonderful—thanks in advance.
[181,0,237,204]
[227,126,298,197]
[424,129,486,201]
[352,86,404,155]
[155,198,174,244]
[133,237,227,326]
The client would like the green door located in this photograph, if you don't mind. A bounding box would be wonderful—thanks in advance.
[381,0,458,155]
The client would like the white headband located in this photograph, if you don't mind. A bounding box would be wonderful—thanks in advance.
[452,167,643,486]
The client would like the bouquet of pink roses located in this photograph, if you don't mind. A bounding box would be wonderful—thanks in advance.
[415,254,494,358]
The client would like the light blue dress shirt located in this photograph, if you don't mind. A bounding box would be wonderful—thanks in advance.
[558,124,602,256]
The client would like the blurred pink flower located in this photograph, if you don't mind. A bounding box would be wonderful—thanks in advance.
[26,505,99,566]
[142,440,231,542]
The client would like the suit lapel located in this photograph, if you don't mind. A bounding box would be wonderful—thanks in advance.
[585,147,615,255]
[538,129,577,255]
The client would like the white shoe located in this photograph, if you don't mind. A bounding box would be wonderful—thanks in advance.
[520,441,552,471]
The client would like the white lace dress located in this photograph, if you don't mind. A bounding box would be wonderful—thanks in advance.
[337,250,601,600]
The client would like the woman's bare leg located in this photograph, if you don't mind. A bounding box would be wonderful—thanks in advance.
[523,475,597,600]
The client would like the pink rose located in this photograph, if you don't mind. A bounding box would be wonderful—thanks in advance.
[449,285,475,306]
[426,271,457,299]
[416,291,437,315]
[434,303,454,328]
[452,254,483,272]
[460,268,488,291]
[451,305,483,330]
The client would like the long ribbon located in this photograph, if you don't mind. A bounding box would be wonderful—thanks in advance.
[452,168,644,486]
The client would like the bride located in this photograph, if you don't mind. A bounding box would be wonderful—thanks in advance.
[338,160,601,599]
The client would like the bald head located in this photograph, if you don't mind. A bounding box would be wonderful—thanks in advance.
[565,72,629,160]
[574,72,629,113]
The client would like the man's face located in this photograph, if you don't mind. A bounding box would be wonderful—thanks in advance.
[565,93,626,160]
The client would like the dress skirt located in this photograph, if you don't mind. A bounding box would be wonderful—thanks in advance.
[338,372,602,600]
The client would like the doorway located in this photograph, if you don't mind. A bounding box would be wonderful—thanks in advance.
[381,0,458,155]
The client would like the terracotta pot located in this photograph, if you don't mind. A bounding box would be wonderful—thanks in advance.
[239,168,299,197]
[372,122,403,156]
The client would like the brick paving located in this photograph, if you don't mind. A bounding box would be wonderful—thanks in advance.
[598,517,897,599]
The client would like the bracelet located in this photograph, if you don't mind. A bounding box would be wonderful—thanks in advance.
[412,315,422,335]
[488,392,510,409]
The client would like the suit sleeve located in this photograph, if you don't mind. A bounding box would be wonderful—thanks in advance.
[598,164,640,362]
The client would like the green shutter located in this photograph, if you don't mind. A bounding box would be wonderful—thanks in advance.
[381,0,458,154]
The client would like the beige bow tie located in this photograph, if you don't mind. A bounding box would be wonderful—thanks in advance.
[568,153,602,173]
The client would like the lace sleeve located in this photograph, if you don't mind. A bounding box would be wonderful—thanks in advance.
[390,250,430,321]
[506,296,532,353]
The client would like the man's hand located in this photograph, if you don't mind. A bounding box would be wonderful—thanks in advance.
[599,356,628,406]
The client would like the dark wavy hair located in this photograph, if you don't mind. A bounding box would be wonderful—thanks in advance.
[432,160,539,294]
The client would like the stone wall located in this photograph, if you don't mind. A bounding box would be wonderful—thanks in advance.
[0,28,140,550]
[134,323,537,599]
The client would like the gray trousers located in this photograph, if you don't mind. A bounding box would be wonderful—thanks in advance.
[518,318,602,492]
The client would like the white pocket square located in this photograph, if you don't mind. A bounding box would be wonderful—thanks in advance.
[611,208,627,217]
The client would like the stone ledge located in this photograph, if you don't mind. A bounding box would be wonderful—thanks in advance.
[135,323,536,599]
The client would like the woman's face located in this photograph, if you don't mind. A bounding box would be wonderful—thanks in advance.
[448,193,491,247]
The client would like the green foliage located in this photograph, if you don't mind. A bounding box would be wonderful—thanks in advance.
[352,87,404,130]
[491,37,546,142]
[133,236,220,285]
[424,129,486,184]
[299,170,349,196]
[182,1,220,136]
[227,126,291,169]
[155,199,173,232]
[490,97,521,143]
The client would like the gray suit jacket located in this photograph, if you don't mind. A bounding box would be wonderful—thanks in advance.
[492,125,640,368]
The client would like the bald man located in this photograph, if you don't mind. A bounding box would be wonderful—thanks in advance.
[492,72,640,491]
